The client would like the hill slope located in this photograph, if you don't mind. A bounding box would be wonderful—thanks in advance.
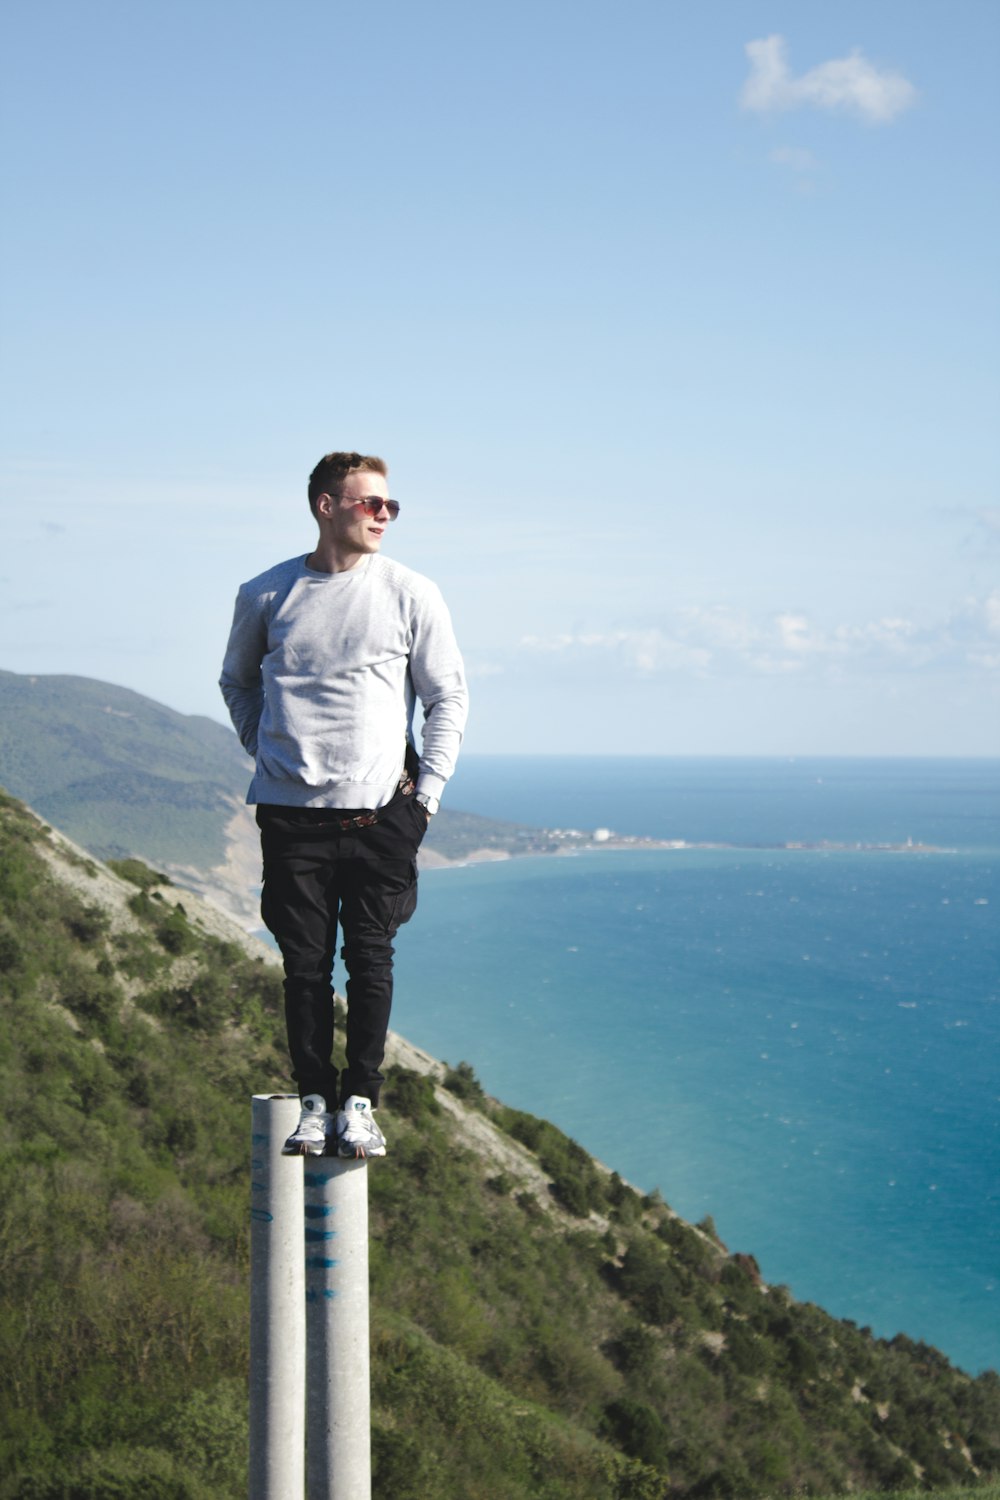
[1,786,998,1499]
[0,668,250,869]
[0,669,563,925]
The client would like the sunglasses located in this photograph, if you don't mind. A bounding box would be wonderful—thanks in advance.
[352,496,400,521]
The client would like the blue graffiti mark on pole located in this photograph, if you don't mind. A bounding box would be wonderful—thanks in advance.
[303,1172,338,1188]
[322,1289,337,1300]
[251,1181,266,1193]
[250,1208,274,1223]
[305,1287,340,1304]
[304,1227,336,1241]
[250,1158,263,1171]
[251,1133,268,1144]
[305,1256,339,1269]
[303,1204,333,1219]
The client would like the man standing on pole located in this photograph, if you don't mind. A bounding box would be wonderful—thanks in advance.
[220,451,468,1159]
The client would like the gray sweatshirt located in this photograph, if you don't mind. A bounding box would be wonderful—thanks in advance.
[220,553,468,809]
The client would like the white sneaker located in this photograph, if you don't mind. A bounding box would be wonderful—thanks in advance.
[336,1096,386,1159]
[282,1094,334,1156]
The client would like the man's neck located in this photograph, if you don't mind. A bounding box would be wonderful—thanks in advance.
[304,540,369,575]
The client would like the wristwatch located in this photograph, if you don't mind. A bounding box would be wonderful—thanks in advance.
[415,792,439,816]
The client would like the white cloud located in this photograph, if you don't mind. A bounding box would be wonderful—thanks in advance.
[520,629,711,675]
[518,595,1000,681]
[674,605,755,652]
[520,633,575,653]
[741,35,917,124]
[953,590,1000,639]
[776,613,812,653]
[952,592,1000,671]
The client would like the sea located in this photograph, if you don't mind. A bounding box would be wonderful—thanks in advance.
[390,757,999,1377]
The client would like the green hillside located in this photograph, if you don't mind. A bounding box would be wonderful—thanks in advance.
[1,786,998,1500]
[0,668,557,872]
[0,669,250,868]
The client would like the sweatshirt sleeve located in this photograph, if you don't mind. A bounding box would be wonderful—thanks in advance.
[219,584,268,758]
[408,583,469,803]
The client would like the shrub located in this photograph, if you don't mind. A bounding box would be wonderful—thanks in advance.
[155,906,194,955]
[0,920,26,974]
[782,1332,820,1381]
[618,1240,682,1326]
[159,1378,246,1487]
[63,905,109,945]
[443,1060,485,1105]
[609,1323,658,1376]
[602,1399,670,1472]
[5,1446,212,1499]
[501,1109,605,1218]
[62,969,121,1027]
[108,859,172,891]
[501,1107,544,1152]
[721,1321,769,1376]
[112,932,163,982]
[608,1172,642,1225]
[157,971,230,1031]
[384,1067,440,1123]
[371,1426,439,1500]
[127,890,156,922]
[697,1214,724,1247]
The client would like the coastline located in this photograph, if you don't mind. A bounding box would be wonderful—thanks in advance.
[171,800,958,930]
[420,832,956,872]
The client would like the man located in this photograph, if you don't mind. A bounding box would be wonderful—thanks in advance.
[220,451,468,1158]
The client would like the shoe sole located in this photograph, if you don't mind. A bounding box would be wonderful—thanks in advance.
[281,1141,327,1156]
[337,1142,386,1159]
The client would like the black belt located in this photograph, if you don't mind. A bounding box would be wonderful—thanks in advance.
[326,771,415,830]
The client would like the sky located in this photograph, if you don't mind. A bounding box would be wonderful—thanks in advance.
[2,0,998,757]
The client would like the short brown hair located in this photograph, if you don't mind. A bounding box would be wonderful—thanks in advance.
[308,452,388,517]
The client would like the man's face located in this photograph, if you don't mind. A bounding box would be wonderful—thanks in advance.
[321,470,392,559]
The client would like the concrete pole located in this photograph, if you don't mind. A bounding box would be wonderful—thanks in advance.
[250,1094,306,1500]
[304,1158,372,1500]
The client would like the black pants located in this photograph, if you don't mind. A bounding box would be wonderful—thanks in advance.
[256,785,428,1107]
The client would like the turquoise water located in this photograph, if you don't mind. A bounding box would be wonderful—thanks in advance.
[393,758,999,1375]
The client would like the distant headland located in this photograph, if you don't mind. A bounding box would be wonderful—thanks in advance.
[423,821,955,869]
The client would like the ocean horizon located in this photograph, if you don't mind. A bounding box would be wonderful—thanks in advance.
[393,756,998,1376]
